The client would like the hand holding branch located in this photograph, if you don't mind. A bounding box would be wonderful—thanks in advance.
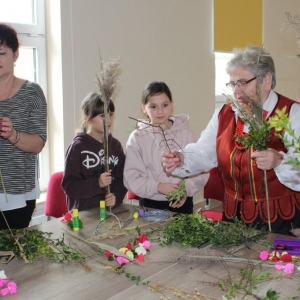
[99,170,112,188]
[161,150,184,173]
[251,148,283,170]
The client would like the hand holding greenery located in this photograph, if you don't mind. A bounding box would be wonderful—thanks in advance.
[166,179,186,207]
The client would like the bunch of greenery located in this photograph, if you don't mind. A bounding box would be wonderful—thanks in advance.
[166,179,186,206]
[269,107,300,168]
[236,121,270,151]
[227,92,270,151]
[148,215,266,248]
[209,217,266,247]
[159,214,212,247]
[0,229,85,263]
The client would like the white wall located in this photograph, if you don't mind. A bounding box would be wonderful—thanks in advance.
[264,0,300,100]
[58,0,215,150]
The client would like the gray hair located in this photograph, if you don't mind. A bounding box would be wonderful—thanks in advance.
[226,46,276,89]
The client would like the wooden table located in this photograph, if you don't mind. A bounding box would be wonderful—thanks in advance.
[2,204,300,300]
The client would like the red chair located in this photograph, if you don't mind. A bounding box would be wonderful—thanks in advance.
[200,167,224,221]
[204,167,224,208]
[44,171,68,219]
[200,209,222,220]
[127,191,139,205]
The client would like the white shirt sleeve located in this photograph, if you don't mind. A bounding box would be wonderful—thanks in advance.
[172,107,222,177]
[274,102,300,191]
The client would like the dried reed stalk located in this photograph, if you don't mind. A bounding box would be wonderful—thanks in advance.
[95,56,121,195]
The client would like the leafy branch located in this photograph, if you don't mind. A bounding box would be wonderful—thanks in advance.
[166,179,186,206]
[0,229,85,263]
[269,106,300,168]
[147,214,266,248]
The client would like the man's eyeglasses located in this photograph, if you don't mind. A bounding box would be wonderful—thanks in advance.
[226,77,256,90]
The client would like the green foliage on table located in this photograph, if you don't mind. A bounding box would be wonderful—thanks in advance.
[209,217,266,247]
[161,214,211,247]
[148,215,266,248]
[0,229,86,263]
[221,267,281,300]
[166,179,186,206]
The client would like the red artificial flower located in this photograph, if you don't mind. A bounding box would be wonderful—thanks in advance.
[138,234,148,243]
[105,251,113,258]
[281,253,293,263]
[125,242,133,250]
[271,256,280,262]
[65,212,72,221]
[135,254,145,261]
[61,211,72,223]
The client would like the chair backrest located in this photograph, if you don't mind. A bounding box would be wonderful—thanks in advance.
[204,167,225,202]
[44,171,68,218]
[127,191,139,205]
[200,209,222,220]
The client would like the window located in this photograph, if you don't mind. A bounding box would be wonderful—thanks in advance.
[1,0,49,191]
[215,52,233,108]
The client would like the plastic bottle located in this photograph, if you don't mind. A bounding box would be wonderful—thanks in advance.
[100,200,106,220]
[72,208,79,231]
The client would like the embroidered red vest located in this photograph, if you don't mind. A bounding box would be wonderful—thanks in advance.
[217,94,300,224]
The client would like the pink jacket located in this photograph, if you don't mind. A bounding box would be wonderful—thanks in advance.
[124,114,209,201]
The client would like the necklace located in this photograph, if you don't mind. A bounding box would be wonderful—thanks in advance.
[0,76,15,100]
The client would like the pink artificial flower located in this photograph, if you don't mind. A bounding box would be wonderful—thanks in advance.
[259,251,269,261]
[275,263,284,270]
[283,263,294,274]
[135,254,145,262]
[143,240,151,249]
[0,281,17,296]
[116,256,130,265]
[0,279,8,288]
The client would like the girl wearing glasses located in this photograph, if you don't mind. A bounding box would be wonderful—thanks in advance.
[162,46,300,235]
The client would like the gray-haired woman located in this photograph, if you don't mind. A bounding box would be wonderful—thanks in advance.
[162,45,300,235]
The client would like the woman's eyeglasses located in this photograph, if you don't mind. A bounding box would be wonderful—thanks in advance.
[226,77,256,90]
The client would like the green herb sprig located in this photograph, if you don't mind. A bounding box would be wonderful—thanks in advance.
[166,179,186,207]
[269,106,300,167]
[236,121,271,151]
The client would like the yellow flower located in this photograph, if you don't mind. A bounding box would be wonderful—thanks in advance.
[268,107,290,131]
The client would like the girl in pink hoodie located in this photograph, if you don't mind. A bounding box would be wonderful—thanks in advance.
[124,81,208,214]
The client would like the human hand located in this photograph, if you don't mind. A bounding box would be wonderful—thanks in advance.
[105,193,116,207]
[170,193,187,209]
[0,117,15,140]
[158,182,179,195]
[161,150,184,173]
[99,170,112,188]
[251,148,283,170]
